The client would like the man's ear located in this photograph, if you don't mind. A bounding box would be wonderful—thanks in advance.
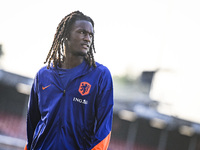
[64,34,68,41]
[63,35,69,46]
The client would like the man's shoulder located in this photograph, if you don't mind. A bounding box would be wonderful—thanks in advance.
[38,65,48,72]
[95,62,111,75]
[36,65,52,76]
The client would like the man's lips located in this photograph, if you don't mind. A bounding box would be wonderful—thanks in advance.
[81,43,89,49]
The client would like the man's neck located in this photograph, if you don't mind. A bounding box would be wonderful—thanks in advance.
[61,54,84,69]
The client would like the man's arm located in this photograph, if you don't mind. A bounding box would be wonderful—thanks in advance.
[25,75,41,150]
[91,68,114,150]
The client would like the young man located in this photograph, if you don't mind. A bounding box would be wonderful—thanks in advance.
[25,11,113,150]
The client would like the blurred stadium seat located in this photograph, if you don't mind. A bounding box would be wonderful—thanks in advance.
[0,70,32,150]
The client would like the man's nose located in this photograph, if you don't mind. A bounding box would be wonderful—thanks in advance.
[84,34,92,42]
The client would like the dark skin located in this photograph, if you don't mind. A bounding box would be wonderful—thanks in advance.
[61,20,94,69]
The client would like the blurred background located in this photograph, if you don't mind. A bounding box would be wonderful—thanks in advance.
[0,0,200,149]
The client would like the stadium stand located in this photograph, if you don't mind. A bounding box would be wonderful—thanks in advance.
[0,69,32,150]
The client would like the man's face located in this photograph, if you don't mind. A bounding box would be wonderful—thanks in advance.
[66,20,94,56]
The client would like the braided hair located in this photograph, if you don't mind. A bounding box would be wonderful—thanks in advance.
[44,11,96,69]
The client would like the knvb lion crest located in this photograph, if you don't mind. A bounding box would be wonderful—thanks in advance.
[78,82,91,96]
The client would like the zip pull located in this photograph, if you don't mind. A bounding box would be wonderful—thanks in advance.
[63,90,66,95]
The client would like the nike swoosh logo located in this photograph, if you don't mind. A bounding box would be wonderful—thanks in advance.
[42,84,51,90]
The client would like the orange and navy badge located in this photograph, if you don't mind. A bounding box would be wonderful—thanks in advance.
[78,82,91,96]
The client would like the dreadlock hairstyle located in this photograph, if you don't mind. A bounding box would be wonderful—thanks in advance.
[44,11,96,69]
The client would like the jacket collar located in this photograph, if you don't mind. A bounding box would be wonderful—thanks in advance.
[48,61,96,91]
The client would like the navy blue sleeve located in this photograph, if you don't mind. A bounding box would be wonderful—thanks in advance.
[91,67,114,149]
[26,75,41,150]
